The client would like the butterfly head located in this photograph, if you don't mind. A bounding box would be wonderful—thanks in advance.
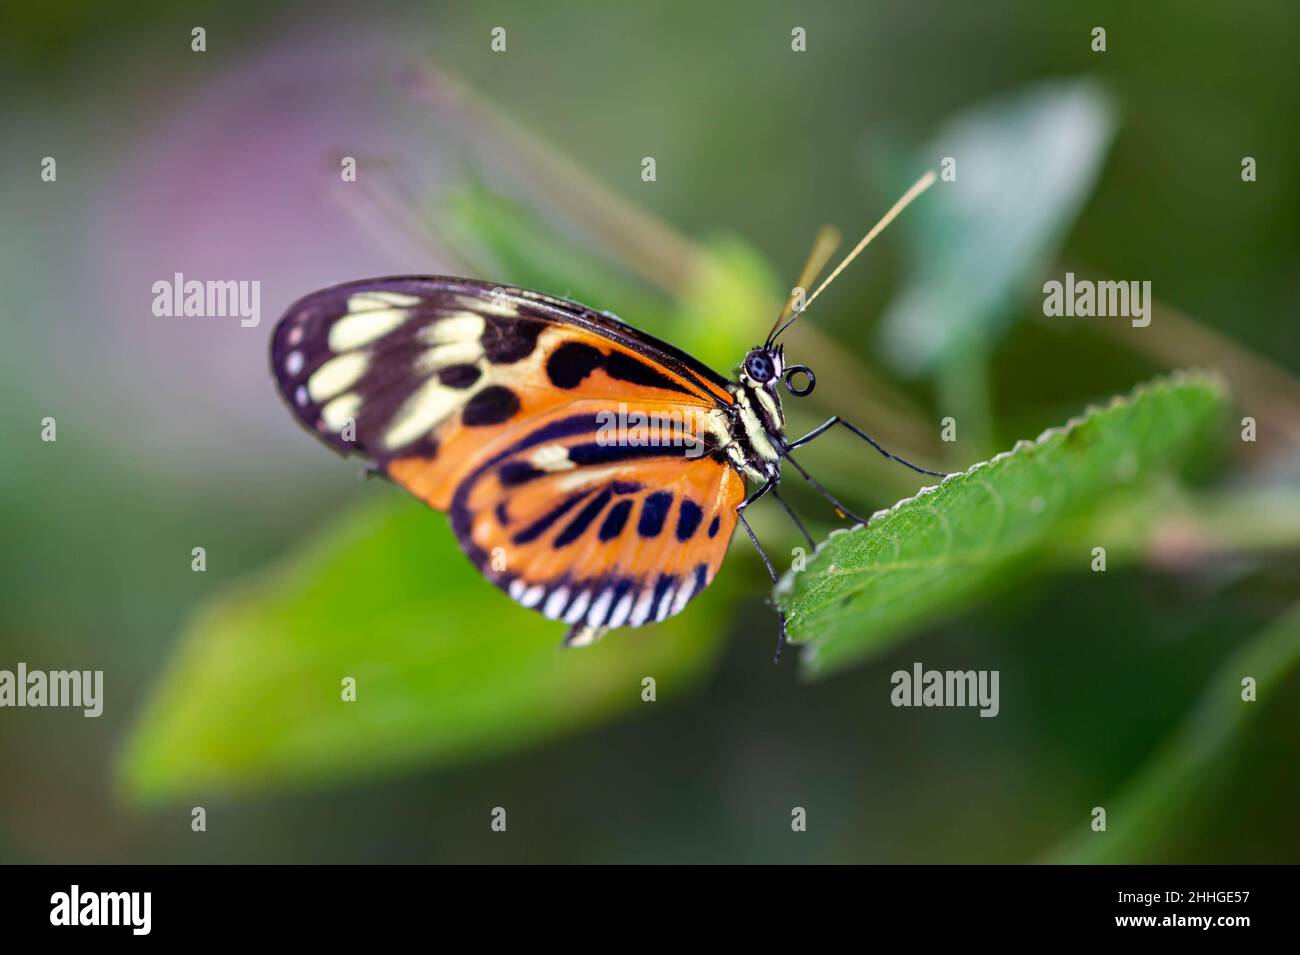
[740,344,816,398]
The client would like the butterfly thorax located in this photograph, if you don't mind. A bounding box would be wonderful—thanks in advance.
[725,372,786,483]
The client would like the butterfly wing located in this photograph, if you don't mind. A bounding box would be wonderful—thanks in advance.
[270,276,744,637]
[425,398,745,642]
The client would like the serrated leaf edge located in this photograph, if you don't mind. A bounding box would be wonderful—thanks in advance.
[774,369,1225,601]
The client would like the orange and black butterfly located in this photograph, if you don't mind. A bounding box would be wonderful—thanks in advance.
[270,174,943,658]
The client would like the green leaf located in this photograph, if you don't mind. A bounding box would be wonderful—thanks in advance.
[1046,600,1300,863]
[775,372,1227,678]
[119,495,730,803]
[875,79,1118,376]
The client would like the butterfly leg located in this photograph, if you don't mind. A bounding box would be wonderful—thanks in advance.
[786,416,949,478]
[770,485,815,548]
[736,479,790,663]
[781,452,870,525]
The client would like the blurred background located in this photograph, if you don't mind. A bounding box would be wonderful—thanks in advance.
[1,1,1297,863]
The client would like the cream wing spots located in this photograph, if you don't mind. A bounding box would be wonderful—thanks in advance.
[271,280,542,462]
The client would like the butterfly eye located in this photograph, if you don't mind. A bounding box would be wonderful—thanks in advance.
[744,351,776,383]
[783,365,816,397]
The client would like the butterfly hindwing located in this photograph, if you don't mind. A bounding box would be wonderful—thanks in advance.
[397,399,744,633]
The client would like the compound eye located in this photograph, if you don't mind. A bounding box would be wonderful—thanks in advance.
[745,351,776,383]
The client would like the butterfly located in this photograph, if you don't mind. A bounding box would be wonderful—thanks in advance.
[270,173,943,659]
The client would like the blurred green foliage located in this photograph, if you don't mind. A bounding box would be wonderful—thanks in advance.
[877,79,1117,378]
[121,497,730,801]
[1050,600,1300,863]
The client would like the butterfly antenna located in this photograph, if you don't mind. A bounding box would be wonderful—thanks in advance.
[766,225,842,345]
[768,170,937,344]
